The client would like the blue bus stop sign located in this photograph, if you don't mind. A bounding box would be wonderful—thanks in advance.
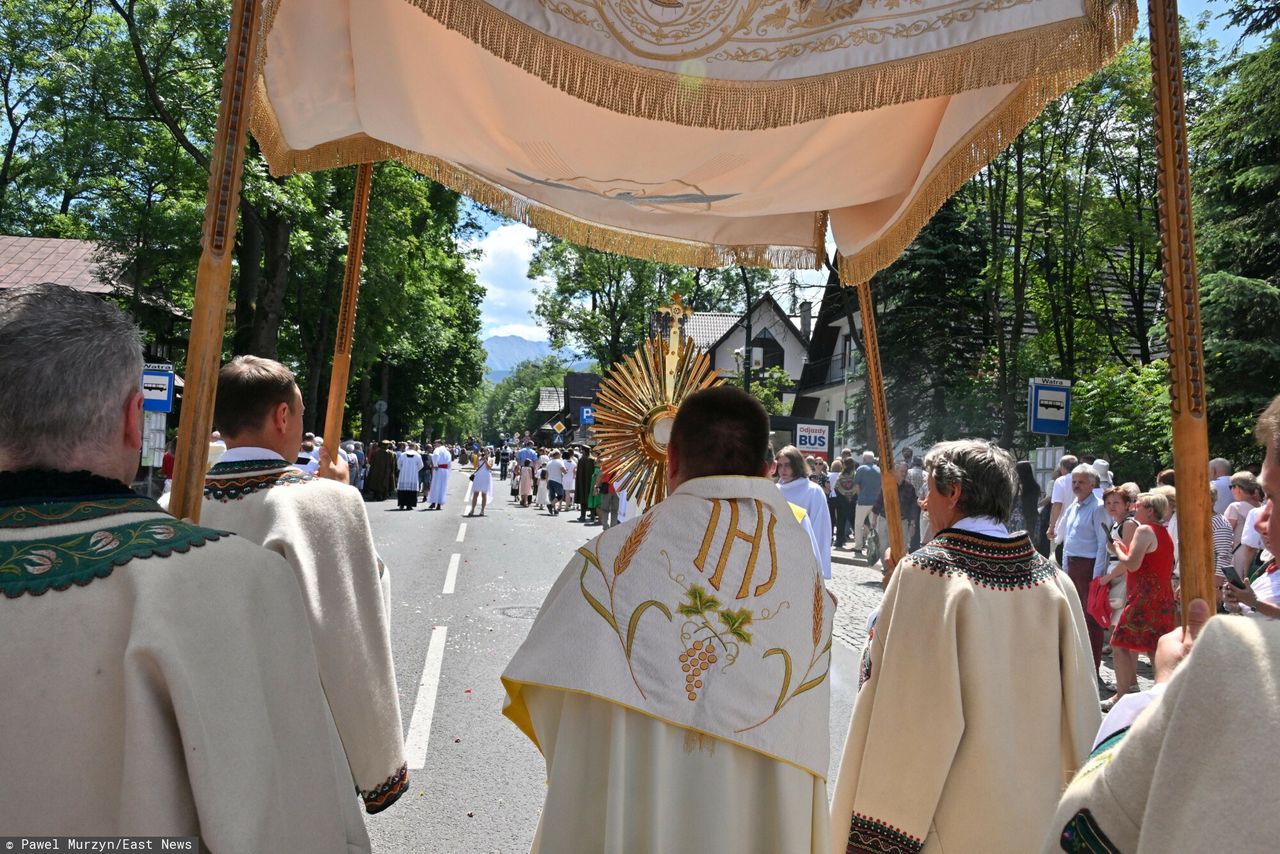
[1028,378,1071,436]
[142,363,175,413]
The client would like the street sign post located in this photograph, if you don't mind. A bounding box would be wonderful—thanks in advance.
[1028,378,1071,437]
[141,362,175,413]
[579,405,595,425]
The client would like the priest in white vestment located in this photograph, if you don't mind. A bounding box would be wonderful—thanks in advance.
[504,386,834,854]
[0,284,368,851]
[167,355,409,815]
[776,445,833,579]
[832,439,1099,854]
[426,439,451,509]
[396,442,425,510]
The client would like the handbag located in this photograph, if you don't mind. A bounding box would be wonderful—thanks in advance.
[1108,574,1126,613]
[1086,577,1112,628]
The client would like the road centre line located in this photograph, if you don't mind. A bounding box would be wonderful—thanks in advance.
[404,625,448,770]
[456,523,466,543]
[442,553,460,595]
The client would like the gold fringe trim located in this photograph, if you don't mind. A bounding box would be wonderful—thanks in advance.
[837,0,1137,287]
[248,0,1135,274]
[404,0,1137,131]
[249,81,822,270]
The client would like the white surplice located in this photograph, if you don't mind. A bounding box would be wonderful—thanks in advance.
[778,476,833,579]
[427,446,451,504]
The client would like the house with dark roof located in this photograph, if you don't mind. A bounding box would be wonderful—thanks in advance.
[791,275,864,443]
[0,235,187,361]
[659,293,812,397]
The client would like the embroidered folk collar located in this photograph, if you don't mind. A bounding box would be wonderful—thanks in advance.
[0,471,225,599]
[204,458,312,502]
[911,529,1058,591]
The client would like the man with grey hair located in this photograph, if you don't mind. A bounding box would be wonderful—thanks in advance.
[851,450,882,556]
[1060,462,1109,683]
[1210,457,1232,515]
[0,284,367,848]
[832,439,1098,854]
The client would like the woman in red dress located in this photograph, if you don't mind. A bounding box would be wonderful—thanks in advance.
[1100,491,1176,708]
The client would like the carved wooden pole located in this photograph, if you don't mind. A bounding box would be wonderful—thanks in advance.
[854,278,906,563]
[322,163,375,469]
[1149,0,1213,620]
[169,0,262,522]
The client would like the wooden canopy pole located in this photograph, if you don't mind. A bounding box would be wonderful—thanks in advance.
[322,163,375,466]
[168,0,262,523]
[854,278,906,563]
[1148,0,1214,620]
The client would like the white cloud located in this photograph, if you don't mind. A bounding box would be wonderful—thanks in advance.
[488,322,548,341]
[467,222,546,340]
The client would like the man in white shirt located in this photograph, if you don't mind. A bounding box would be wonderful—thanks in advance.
[1046,454,1079,562]
[546,450,567,516]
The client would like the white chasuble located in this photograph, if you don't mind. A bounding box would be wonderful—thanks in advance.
[180,458,409,813]
[0,478,368,851]
[427,447,451,504]
[831,530,1100,854]
[504,475,835,852]
[396,451,424,491]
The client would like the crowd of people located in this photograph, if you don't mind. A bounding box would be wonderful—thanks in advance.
[3,282,1279,853]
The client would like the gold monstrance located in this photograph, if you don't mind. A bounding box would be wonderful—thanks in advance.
[593,294,722,509]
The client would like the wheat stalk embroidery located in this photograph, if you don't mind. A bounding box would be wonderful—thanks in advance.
[578,513,671,699]
[737,573,833,734]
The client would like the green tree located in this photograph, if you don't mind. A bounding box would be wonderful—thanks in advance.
[1200,272,1280,464]
[1194,34,1280,286]
[481,356,568,443]
[1069,360,1172,485]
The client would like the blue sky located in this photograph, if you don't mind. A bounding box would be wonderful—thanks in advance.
[470,0,1259,342]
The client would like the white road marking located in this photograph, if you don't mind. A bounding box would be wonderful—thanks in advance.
[456,523,467,543]
[404,625,448,770]
[442,553,461,595]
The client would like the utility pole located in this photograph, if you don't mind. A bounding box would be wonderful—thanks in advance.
[739,266,753,393]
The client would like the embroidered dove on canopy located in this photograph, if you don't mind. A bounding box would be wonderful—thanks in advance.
[251,0,1136,282]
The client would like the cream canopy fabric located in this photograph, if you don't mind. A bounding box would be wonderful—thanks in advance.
[251,0,1136,281]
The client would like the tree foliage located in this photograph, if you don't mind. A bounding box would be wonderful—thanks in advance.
[2,0,485,441]
[481,356,568,443]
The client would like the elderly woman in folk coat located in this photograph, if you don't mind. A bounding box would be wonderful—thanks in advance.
[831,439,1099,854]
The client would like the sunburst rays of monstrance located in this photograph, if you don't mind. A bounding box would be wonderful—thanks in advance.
[593,294,722,510]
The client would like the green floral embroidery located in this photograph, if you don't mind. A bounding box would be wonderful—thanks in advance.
[0,517,225,598]
[0,498,157,529]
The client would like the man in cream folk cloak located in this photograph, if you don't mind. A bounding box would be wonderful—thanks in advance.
[1044,396,1280,853]
[503,386,836,854]
[0,285,368,851]
[168,355,408,814]
[831,440,1100,854]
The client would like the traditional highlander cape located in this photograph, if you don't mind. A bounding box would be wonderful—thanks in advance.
[504,475,836,852]
[171,451,408,813]
[1044,615,1280,853]
[831,526,1100,854]
[0,471,369,851]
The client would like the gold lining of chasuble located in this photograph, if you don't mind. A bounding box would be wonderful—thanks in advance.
[248,79,824,270]
[401,0,1137,131]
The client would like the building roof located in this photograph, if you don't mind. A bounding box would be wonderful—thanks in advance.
[683,313,741,349]
[679,294,809,352]
[0,236,113,293]
[537,386,565,412]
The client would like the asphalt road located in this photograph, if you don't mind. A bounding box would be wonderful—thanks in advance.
[361,466,877,854]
